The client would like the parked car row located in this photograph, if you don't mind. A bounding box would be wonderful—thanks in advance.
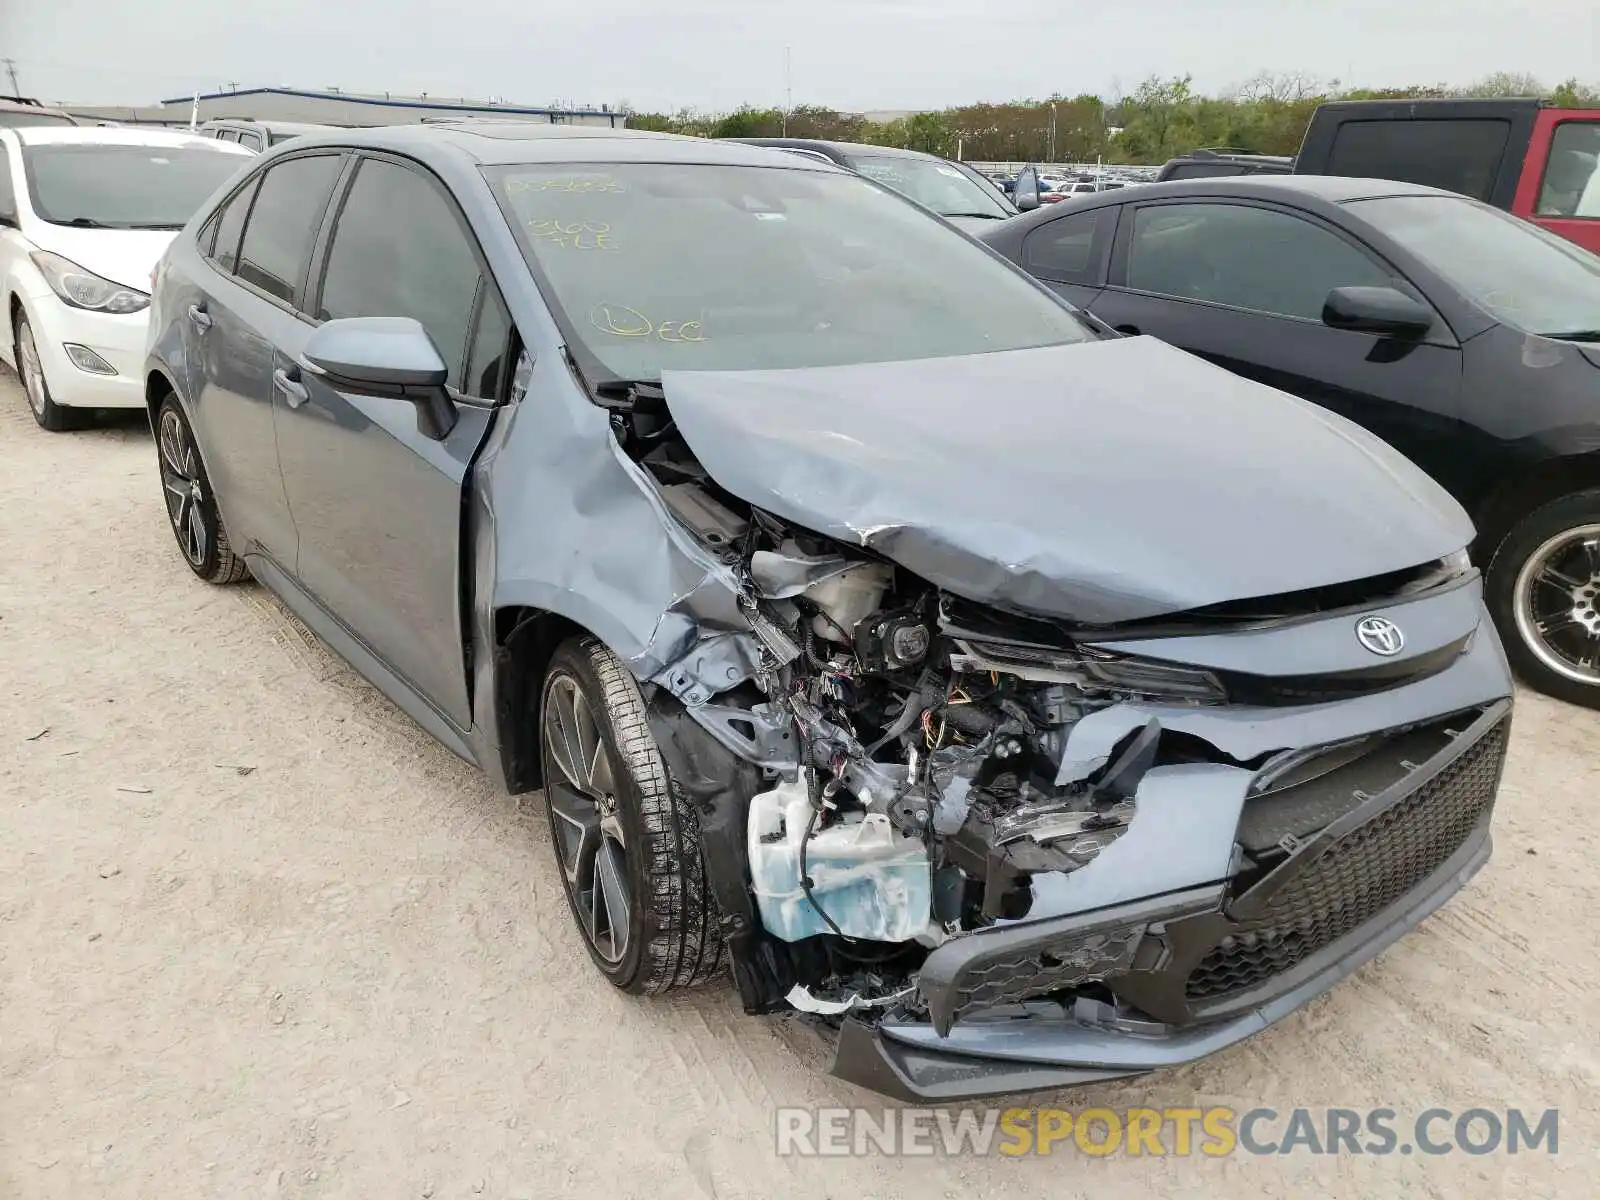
[985,170,1600,710]
[0,117,1577,1103]
[0,126,252,427]
[1153,97,1600,254]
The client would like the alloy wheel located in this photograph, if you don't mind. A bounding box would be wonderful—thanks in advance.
[1512,523,1600,685]
[18,323,47,419]
[158,409,210,568]
[542,673,631,964]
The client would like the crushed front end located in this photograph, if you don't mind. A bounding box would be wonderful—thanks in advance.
[628,479,1511,1099]
[593,363,1514,1102]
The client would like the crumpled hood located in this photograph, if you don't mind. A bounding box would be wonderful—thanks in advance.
[24,224,177,293]
[660,338,1474,625]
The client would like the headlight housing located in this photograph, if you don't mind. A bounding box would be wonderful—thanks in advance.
[29,250,150,314]
[950,637,1227,704]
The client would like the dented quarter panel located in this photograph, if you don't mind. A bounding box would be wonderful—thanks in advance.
[484,350,749,680]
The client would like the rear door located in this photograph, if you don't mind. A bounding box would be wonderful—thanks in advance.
[270,153,509,729]
[186,152,345,563]
[1521,109,1600,253]
[1087,198,1467,488]
[1017,205,1116,308]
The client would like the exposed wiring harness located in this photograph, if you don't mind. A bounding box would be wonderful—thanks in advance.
[798,764,853,942]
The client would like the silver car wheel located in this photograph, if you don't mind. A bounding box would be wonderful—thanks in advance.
[18,322,48,418]
[1512,522,1600,685]
[158,408,210,567]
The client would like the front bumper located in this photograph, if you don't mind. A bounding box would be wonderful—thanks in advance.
[831,697,1508,1103]
[21,293,148,410]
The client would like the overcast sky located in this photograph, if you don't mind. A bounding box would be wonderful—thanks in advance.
[7,0,1598,113]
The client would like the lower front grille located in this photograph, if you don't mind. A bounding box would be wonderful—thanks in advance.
[1186,716,1508,1001]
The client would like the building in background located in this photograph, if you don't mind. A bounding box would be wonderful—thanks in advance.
[62,86,625,129]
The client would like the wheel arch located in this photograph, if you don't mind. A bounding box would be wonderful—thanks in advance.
[145,366,179,434]
[1472,450,1600,563]
[492,605,588,794]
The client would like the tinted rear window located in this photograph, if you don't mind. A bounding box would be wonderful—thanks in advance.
[234,154,343,304]
[1164,162,1253,180]
[1325,119,1510,202]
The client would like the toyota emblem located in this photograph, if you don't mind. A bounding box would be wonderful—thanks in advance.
[1356,615,1405,657]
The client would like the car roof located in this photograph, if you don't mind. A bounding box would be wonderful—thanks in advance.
[204,119,337,135]
[283,122,843,169]
[5,125,255,153]
[1033,174,1460,211]
[734,137,940,162]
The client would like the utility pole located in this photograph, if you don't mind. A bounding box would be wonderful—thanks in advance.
[782,45,792,135]
[226,81,239,92]
[1048,103,1057,166]
[2,58,20,98]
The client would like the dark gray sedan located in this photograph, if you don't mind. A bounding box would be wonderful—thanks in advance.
[144,123,1513,1102]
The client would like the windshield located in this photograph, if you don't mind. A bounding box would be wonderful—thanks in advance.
[488,162,1088,382]
[0,110,77,128]
[846,154,1014,218]
[1347,194,1600,338]
[22,143,246,229]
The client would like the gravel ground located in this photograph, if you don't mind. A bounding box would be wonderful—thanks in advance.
[2,367,1597,1199]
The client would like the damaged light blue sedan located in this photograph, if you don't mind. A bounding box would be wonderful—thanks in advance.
[143,123,1514,1102]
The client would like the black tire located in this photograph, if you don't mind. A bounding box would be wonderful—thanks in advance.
[14,310,80,432]
[538,635,721,993]
[155,395,249,584]
[1485,488,1600,710]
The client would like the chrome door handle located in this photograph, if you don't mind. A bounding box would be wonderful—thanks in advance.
[187,304,213,331]
[272,368,308,408]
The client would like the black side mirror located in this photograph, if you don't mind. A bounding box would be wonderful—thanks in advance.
[1014,165,1042,212]
[300,316,458,440]
[1322,286,1433,338]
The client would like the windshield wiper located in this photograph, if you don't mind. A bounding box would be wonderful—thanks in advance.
[942,211,1006,219]
[1542,329,1600,343]
[54,216,116,228]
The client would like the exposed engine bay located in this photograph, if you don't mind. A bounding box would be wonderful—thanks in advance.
[612,384,1236,1018]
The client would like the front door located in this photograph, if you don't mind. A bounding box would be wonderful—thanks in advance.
[1089,198,1469,495]
[271,154,510,730]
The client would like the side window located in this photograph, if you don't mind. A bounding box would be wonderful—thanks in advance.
[235,154,343,305]
[1325,119,1509,203]
[465,287,513,400]
[1022,210,1105,283]
[315,157,484,388]
[1124,203,1392,321]
[239,131,264,152]
[205,175,260,272]
[1537,121,1600,218]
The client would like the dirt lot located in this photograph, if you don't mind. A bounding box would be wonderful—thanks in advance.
[1,368,1597,1199]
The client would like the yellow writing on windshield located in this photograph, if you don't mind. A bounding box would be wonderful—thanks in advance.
[507,176,625,194]
[590,303,707,343]
[528,219,618,251]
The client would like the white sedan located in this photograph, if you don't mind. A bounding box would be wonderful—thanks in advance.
[0,126,251,430]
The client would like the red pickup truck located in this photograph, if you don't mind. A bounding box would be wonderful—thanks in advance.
[1293,98,1600,253]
